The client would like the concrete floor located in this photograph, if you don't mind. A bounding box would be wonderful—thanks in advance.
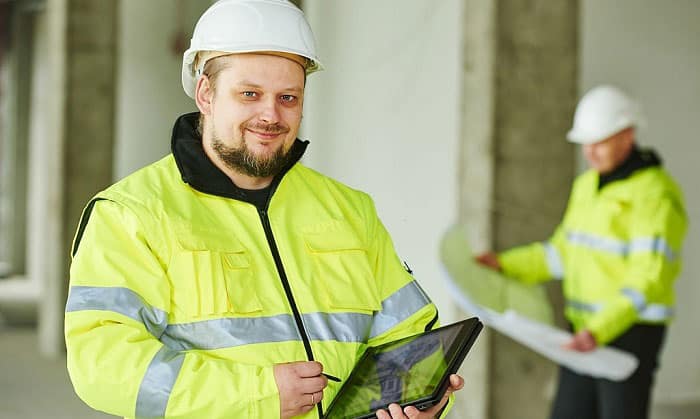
[0,325,698,419]
[0,325,114,419]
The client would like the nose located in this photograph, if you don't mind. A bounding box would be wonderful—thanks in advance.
[257,96,281,123]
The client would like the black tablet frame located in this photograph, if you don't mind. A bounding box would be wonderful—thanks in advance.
[323,317,483,419]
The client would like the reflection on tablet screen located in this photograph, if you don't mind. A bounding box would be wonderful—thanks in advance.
[326,320,470,419]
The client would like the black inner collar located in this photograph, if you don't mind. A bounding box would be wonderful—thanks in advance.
[171,112,308,208]
[598,146,661,190]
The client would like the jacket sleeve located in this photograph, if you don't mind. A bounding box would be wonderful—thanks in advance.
[497,222,567,286]
[65,199,280,418]
[363,197,438,347]
[586,192,687,345]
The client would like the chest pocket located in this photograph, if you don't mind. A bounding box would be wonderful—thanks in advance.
[303,222,381,313]
[592,196,631,239]
[169,225,263,319]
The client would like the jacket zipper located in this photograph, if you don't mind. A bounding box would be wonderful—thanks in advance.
[258,208,324,419]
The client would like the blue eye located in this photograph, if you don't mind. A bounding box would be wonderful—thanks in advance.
[242,91,257,98]
[280,95,296,102]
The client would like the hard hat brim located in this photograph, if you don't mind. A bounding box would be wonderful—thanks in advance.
[181,48,323,99]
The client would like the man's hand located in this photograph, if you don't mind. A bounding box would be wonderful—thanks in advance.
[563,329,597,352]
[475,252,501,271]
[375,374,464,419]
[274,361,328,419]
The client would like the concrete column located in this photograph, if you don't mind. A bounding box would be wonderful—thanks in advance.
[38,0,118,356]
[63,0,118,246]
[458,1,578,418]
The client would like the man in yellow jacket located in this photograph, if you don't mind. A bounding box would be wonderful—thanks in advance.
[476,85,687,419]
[64,1,462,418]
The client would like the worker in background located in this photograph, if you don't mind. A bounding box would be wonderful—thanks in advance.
[64,1,462,418]
[476,85,687,419]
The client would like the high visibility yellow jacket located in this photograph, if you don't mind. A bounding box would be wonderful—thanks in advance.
[498,158,686,345]
[65,113,441,418]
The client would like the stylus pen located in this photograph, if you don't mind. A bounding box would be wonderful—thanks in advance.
[323,373,341,382]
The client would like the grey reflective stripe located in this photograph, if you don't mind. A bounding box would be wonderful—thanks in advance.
[567,299,603,313]
[621,288,646,312]
[638,305,674,322]
[135,346,185,418]
[543,242,565,280]
[620,288,675,320]
[304,312,373,343]
[66,286,168,338]
[567,231,628,255]
[66,284,429,351]
[567,298,674,322]
[162,312,373,351]
[162,315,299,351]
[369,281,432,339]
[629,237,679,261]
[566,231,679,261]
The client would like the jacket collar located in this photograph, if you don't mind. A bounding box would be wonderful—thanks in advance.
[598,146,662,190]
[171,112,308,204]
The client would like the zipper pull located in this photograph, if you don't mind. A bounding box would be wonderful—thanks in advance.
[403,261,414,275]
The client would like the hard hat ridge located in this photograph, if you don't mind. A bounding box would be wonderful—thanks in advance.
[181,0,323,99]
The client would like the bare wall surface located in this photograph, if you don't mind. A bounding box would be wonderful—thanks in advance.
[114,0,210,180]
[581,0,700,404]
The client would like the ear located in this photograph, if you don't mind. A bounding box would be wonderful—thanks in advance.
[622,127,636,147]
[195,75,214,115]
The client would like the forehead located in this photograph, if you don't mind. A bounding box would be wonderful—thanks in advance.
[217,54,305,91]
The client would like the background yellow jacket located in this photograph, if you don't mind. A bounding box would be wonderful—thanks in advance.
[498,164,686,345]
[65,113,440,418]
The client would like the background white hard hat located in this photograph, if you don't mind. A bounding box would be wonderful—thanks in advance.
[566,85,646,144]
[181,0,323,99]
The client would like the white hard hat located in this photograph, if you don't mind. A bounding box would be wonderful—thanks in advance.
[181,0,323,99]
[566,85,645,144]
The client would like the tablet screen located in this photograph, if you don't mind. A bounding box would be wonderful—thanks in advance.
[324,318,482,419]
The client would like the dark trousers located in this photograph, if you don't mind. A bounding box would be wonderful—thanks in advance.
[549,324,666,419]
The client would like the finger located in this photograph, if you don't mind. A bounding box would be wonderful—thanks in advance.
[562,338,576,350]
[422,394,451,417]
[376,409,391,419]
[388,403,407,418]
[295,361,324,378]
[403,405,422,418]
[564,336,586,351]
[306,390,324,406]
[297,375,328,394]
[301,390,323,407]
[297,403,315,415]
[448,374,465,391]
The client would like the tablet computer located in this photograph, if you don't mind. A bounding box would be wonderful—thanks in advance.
[323,317,483,419]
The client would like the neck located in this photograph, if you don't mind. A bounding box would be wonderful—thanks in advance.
[602,144,636,175]
[228,172,273,190]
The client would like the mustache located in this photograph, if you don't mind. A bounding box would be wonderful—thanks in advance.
[244,122,289,135]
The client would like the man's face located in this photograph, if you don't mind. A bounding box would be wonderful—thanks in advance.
[200,53,305,178]
[582,128,635,175]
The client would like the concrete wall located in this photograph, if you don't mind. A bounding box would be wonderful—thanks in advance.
[580,0,700,404]
[114,0,210,180]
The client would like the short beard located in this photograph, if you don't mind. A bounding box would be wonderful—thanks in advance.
[211,134,292,179]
